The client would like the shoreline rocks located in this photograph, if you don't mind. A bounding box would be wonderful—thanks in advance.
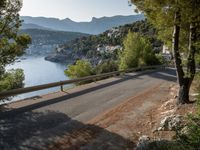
[44,54,74,64]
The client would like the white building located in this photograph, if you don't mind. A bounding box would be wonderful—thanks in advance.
[107,28,120,38]
[97,45,122,53]
[162,45,170,54]
[162,44,171,61]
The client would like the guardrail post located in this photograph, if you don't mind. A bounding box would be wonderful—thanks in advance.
[163,65,166,70]
[60,84,64,92]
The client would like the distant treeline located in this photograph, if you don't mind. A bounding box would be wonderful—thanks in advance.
[20,29,90,45]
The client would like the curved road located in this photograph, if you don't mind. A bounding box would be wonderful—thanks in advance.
[0,68,176,150]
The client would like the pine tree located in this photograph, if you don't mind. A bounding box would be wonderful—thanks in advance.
[131,0,200,104]
[0,0,31,92]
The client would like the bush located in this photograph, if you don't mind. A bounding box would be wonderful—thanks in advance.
[95,60,118,74]
[65,60,94,84]
[155,53,166,65]
[176,73,200,149]
[65,59,120,85]
[176,106,200,149]
[119,32,159,70]
[0,69,24,92]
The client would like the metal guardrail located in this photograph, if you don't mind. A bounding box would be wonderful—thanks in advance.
[0,65,164,99]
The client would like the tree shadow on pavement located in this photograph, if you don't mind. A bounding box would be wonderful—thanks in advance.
[147,68,177,82]
[0,69,176,119]
[0,71,150,118]
[0,110,135,150]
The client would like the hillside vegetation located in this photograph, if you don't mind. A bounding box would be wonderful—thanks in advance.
[20,29,89,56]
[20,29,89,45]
[45,20,163,64]
[64,20,164,83]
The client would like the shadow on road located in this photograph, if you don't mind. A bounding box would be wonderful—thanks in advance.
[147,68,177,82]
[0,69,177,119]
[0,70,150,118]
[0,110,135,150]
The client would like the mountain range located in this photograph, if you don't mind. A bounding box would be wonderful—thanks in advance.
[20,14,144,34]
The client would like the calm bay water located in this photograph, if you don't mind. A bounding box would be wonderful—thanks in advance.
[5,56,72,102]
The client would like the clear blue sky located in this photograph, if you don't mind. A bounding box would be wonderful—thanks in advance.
[20,0,136,21]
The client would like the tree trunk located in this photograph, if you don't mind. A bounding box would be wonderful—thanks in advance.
[180,21,197,104]
[172,8,189,104]
[178,78,190,104]
[174,11,197,104]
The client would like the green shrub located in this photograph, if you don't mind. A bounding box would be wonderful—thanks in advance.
[176,109,200,149]
[95,60,118,74]
[155,53,166,65]
[119,32,159,70]
[176,73,200,149]
[0,69,24,92]
[65,60,94,84]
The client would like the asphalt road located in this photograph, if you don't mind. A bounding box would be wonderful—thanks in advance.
[0,68,177,150]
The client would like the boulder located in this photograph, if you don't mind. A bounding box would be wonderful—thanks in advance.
[159,115,183,131]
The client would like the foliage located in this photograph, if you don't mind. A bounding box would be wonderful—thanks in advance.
[65,60,94,80]
[145,140,188,150]
[131,0,200,104]
[131,0,200,49]
[55,20,162,65]
[0,0,31,94]
[179,113,200,149]
[173,73,200,149]
[155,53,166,65]
[95,60,118,74]
[20,29,89,46]
[119,32,159,70]
[0,0,31,68]
[131,0,200,57]
[65,59,119,85]
[195,54,200,67]
[176,111,200,149]
[0,69,24,92]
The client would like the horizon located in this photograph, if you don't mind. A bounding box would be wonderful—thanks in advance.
[20,0,136,22]
[20,14,141,22]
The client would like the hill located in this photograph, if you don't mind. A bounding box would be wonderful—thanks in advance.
[20,29,89,56]
[45,20,163,64]
[20,14,144,35]
[21,23,50,30]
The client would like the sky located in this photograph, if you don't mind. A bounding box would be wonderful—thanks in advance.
[20,0,136,22]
